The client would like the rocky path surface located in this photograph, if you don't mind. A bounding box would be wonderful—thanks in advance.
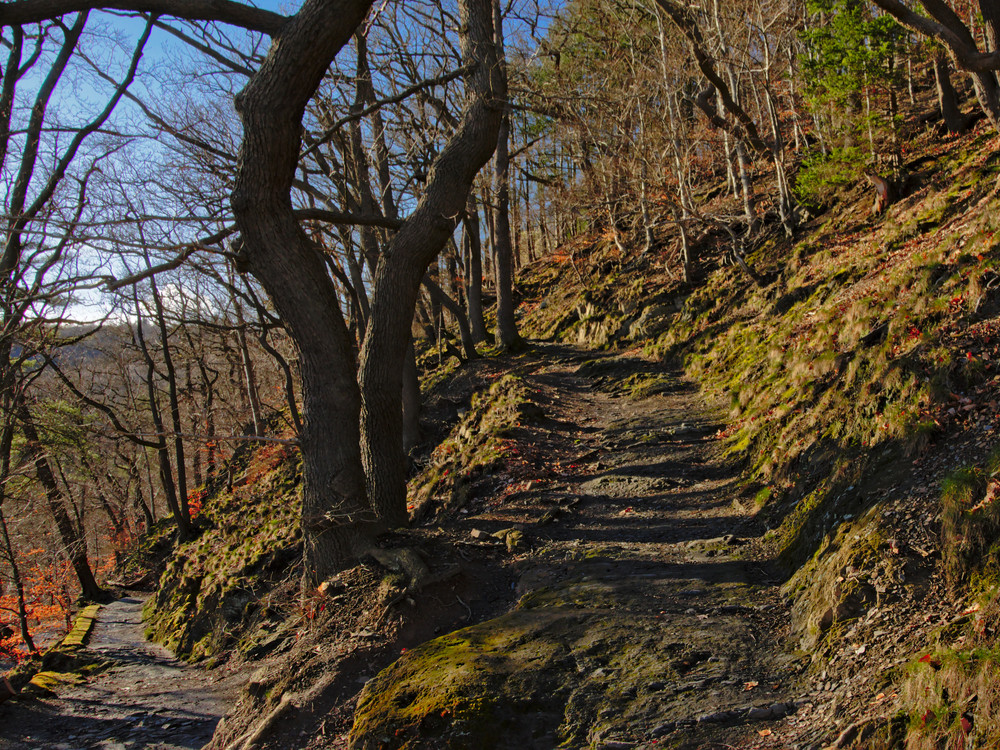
[0,596,244,750]
[447,345,814,749]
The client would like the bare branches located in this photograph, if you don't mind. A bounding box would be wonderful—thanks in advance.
[0,0,287,35]
[302,63,475,159]
[4,16,154,275]
[653,0,770,156]
[872,0,1000,72]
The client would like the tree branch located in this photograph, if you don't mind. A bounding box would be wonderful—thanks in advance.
[294,206,403,230]
[0,1,287,35]
[302,63,474,159]
[872,0,1000,72]
[653,0,770,156]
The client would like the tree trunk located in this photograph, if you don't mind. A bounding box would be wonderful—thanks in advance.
[935,52,966,133]
[358,0,505,528]
[0,415,36,652]
[19,402,106,602]
[0,502,35,652]
[872,0,1000,128]
[133,292,192,540]
[230,0,379,588]
[424,274,478,360]
[232,299,263,436]
[491,0,522,352]
[463,194,488,343]
[492,113,521,350]
[147,275,191,524]
[982,0,1000,53]
[402,341,421,452]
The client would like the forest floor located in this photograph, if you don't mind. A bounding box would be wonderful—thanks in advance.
[0,596,245,750]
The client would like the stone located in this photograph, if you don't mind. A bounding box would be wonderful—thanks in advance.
[629,303,678,339]
[769,702,789,718]
[651,722,676,737]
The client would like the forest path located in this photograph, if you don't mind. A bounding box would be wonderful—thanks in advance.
[443,342,814,749]
[0,596,245,750]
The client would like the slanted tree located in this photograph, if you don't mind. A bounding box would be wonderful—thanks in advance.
[871,0,1000,129]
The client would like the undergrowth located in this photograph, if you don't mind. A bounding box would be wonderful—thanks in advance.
[940,450,1000,588]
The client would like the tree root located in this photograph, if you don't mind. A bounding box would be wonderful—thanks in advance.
[225,693,295,750]
[363,546,462,622]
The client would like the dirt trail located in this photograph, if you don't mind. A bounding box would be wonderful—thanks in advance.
[437,343,812,748]
[0,596,245,750]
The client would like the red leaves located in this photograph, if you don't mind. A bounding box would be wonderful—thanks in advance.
[918,653,941,669]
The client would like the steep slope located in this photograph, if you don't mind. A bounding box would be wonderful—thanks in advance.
[509,124,1000,748]
[139,121,1000,750]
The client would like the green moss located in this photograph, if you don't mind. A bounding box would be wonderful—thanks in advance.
[143,440,303,660]
[407,375,538,520]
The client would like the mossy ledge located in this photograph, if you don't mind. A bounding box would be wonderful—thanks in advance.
[144,440,303,662]
[349,579,765,749]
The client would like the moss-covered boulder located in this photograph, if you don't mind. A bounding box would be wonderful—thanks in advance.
[349,577,773,749]
[144,441,302,661]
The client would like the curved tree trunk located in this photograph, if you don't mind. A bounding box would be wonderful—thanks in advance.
[230,0,379,588]
[358,0,505,528]
[872,0,1000,128]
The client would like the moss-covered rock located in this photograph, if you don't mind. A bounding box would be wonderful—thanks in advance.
[349,577,769,749]
[407,375,539,522]
[144,441,303,661]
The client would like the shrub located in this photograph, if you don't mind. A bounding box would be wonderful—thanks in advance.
[793,147,865,208]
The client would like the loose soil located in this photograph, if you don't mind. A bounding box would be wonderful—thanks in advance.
[0,596,245,750]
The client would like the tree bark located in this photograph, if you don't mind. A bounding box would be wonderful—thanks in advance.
[358,0,505,528]
[401,342,421,452]
[935,52,966,133]
[230,0,379,587]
